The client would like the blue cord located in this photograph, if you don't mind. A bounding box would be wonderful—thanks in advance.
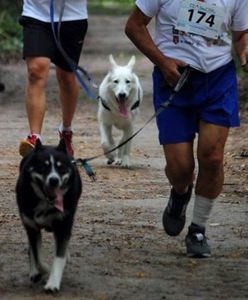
[49,0,97,100]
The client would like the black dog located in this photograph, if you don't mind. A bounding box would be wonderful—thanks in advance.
[0,82,4,92]
[16,139,82,292]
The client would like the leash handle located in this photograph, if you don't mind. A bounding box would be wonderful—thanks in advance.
[173,66,192,93]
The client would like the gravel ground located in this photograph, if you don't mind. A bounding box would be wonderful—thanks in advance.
[0,14,248,300]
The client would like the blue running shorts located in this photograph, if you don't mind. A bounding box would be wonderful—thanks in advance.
[153,60,240,145]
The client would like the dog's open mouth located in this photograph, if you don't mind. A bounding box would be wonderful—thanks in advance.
[46,188,64,213]
[116,96,128,118]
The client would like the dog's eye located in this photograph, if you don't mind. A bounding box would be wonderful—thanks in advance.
[125,80,131,84]
[36,162,50,173]
[55,161,68,173]
[113,80,119,84]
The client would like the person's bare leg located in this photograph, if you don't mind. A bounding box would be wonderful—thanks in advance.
[196,121,229,198]
[163,141,195,194]
[190,121,229,228]
[162,141,195,236]
[56,67,79,129]
[19,57,50,156]
[185,121,229,258]
[26,57,50,134]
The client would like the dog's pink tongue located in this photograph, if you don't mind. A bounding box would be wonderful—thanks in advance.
[119,102,128,118]
[54,189,64,212]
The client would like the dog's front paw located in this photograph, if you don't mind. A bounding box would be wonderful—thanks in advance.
[30,272,43,283]
[107,157,115,165]
[105,153,115,165]
[30,264,48,283]
[116,156,131,168]
[44,256,66,293]
[44,280,60,293]
[122,156,131,168]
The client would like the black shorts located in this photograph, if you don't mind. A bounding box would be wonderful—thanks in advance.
[19,16,88,72]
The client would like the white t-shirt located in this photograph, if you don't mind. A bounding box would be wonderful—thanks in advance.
[22,0,88,22]
[136,0,248,72]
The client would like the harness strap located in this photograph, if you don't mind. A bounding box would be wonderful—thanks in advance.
[99,96,141,112]
[131,100,141,111]
[99,96,111,111]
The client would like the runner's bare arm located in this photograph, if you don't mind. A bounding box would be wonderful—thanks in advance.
[233,30,248,72]
[125,6,187,86]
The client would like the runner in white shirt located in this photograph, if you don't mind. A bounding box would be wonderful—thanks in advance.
[125,0,248,258]
[22,0,88,22]
[19,0,88,157]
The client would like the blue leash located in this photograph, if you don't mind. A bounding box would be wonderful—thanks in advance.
[49,0,97,100]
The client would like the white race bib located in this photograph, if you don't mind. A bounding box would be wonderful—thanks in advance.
[175,0,226,39]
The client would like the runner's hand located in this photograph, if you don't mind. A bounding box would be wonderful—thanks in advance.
[160,57,188,87]
[234,33,248,73]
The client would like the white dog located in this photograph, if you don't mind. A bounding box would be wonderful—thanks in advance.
[98,55,143,168]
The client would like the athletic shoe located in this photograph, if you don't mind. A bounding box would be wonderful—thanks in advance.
[19,134,38,157]
[162,185,192,236]
[59,130,74,156]
[185,223,211,258]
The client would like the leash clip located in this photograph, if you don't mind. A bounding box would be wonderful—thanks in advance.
[76,159,97,182]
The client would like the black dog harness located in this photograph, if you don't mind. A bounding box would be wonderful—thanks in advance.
[98,96,141,112]
[98,86,142,112]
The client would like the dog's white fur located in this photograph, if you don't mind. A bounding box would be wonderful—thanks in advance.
[98,55,143,167]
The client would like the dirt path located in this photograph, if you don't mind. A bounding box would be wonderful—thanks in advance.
[0,15,248,300]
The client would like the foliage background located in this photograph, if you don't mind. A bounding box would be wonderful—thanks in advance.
[0,0,134,59]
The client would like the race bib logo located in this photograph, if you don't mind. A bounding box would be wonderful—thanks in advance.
[175,0,226,40]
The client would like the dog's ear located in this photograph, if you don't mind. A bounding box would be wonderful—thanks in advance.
[57,138,68,154]
[34,138,44,152]
[109,54,117,69]
[127,55,136,70]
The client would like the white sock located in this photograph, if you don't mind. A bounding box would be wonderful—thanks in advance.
[59,124,73,133]
[191,195,216,228]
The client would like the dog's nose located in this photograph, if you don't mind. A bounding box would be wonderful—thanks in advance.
[118,93,126,99]
[48,176,60,187]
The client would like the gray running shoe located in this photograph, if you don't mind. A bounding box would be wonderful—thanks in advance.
[162,185,192,236]
[185,223,211,258]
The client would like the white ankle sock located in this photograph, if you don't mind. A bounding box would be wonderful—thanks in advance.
[191,195,216,228]
[59,124,73,133]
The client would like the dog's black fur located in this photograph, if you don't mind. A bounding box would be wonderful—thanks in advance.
[16,139,82,292]
[0,82,5,92]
